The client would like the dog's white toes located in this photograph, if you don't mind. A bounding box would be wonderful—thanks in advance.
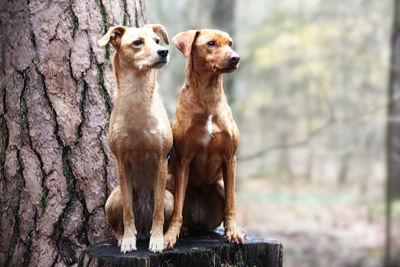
[149,234,164,253]
[117,238,122,247]
[120,235,137,253]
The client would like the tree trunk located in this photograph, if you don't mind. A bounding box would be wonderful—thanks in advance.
[386,0,400,265]
[0,1,145,266]
[389,1,400,199]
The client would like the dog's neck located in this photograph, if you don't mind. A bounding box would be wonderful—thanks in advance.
[184,57,226,115]
[113,53,157,107]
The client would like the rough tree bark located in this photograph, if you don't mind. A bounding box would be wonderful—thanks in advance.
[0,1,145,266]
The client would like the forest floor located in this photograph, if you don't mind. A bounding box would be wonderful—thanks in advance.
[236,178,400,267]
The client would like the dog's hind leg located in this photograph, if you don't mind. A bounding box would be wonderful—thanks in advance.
[182,179,225,231]
[164,188,174,230]
[105,185,124,246]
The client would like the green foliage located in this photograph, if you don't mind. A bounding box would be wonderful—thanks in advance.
[84,221,89,233]
[63,170,69,179]
[40,192,48,215]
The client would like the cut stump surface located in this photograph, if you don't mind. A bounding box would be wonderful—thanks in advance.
[80,229,283,267]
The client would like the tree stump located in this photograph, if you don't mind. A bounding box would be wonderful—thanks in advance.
[79,229,283,267]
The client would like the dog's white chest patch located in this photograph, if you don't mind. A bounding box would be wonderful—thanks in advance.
[202,115,213,146]
[207,115,213,135]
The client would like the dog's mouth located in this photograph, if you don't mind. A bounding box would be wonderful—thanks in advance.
[217,63,239,73]
[153,58,168,68]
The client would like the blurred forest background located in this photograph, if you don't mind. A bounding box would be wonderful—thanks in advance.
[147,0,399,266]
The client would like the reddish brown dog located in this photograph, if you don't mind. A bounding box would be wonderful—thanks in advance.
[98,24,174,253]
[164,29,245,249]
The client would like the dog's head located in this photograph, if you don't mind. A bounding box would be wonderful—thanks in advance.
[98,24,170,70]
[173,29,240,73]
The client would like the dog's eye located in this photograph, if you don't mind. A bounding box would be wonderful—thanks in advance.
[155,39,160,44]
[228,41,233,47]
[207,41,216,47]
[133,40,143,46]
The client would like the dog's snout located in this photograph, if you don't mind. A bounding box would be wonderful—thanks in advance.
[229,54,240,64]
[157,49,169,58]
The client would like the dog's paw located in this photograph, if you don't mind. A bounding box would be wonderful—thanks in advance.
[164,229,179,249]
[226,225,246,244]
[120,235,137,253]
[149,233,164,253]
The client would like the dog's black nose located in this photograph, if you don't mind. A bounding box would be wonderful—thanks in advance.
[157,49,169,58]
[229,54,240,64]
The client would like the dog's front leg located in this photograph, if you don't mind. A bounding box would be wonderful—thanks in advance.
[164,159,190,249]
[223,156,246,244]
[118,161,137,253]
[149,159,167,252]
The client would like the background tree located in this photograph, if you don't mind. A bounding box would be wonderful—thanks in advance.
[388,2,400,200]
[386,0,400,265]
[0,1,145,266]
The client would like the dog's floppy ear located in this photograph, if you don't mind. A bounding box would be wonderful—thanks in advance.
[172,30,200,58]
[98,26,126,48]
[145,24,169,45]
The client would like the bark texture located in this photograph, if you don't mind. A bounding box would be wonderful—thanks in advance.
[0,1,145,266]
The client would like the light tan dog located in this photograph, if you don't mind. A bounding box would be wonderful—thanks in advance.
[98,24,174,253]
[164,29,245,249]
